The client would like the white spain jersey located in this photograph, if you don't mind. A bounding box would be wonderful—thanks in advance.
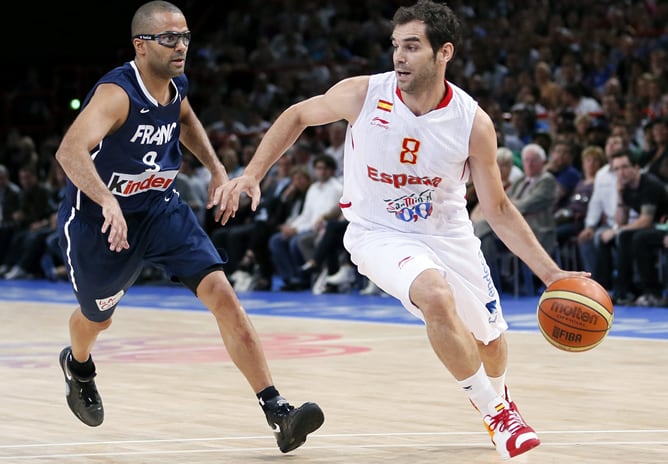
[340,71,478,236]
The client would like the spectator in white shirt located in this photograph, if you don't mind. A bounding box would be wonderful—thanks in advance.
[269,154,342,290]
[576,133,627,282]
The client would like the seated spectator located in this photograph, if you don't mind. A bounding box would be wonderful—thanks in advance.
[0,164,21,265]
[623,99,648,153]
[630,221,668,307]
[533,60,561,111]
[270,154,342,291]
[531,131,553,158]
[560,83,603,118]
[583,117,611,152]
[598,150,668,304]
[0,163,53,279]
[573,114,592,150]
[210,154,302,290]
[3,134,39,185]
[577,133,629,279]
[609,118,643,158]
[639,116,668,183]
[546,139,583,210]
[39,161,68,282]
[474,143,558,293]
[291,139,319,177]
[469,147,522,223]
[300,213,354,294]
[642,73,665,121]
[502,103,536,153]
[600,94,624,127]
[252,163,312,290]
[554,145,606,256]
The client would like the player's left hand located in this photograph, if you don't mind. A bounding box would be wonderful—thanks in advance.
[100,195,129,252]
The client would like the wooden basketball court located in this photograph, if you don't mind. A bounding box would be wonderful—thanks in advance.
[0,293,666,463]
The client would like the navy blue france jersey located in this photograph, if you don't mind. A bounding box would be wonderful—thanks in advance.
[58,60,226,319]
[63,60,185,219]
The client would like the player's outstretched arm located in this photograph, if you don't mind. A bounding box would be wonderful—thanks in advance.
[468,107,588,287]
[215,76,369,225]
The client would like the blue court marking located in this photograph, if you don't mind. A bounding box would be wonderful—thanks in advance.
[1,280,667,340]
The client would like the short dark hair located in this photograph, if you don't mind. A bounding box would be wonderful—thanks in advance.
[312,153,337,171]
[552,139,576,157]
[610,148,638,166]
[392,0,462,57]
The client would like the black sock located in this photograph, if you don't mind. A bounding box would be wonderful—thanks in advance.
[256,386,280,405]
[68,352,95,379]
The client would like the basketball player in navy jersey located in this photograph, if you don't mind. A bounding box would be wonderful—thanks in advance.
[216,0,589,460]
[54,1,322,453]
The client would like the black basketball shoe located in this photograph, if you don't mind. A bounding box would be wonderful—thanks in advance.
[59,346,104,427]
[261,396,324,453]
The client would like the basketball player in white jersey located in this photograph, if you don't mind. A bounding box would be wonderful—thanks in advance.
[215,0,589,459]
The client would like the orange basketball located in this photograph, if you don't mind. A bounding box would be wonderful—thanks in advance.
[537,277,614,352]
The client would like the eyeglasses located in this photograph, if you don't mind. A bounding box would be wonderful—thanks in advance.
[133,31,191,48]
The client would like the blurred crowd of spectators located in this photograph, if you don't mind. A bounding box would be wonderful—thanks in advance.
[2,0,668,304]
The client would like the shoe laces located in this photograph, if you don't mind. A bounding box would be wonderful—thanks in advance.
[264,396,295,417]
[487,408,524,434]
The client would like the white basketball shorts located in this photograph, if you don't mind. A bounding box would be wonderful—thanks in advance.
[343,222,508,344]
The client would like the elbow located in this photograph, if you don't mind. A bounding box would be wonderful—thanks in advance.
[54,150,69,170]
[54,139,74,166]
[287,104,310,129]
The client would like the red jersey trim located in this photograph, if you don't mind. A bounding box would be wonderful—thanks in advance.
[395,80,453,109]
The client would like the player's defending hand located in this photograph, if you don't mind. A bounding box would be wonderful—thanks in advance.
[212,174,262,225]
[100,196,129,252]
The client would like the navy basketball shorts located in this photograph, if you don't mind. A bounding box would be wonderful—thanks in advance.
[58,200,223,322]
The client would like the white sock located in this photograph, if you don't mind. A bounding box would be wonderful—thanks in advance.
[458,364,502,416]
[488,370,506,398]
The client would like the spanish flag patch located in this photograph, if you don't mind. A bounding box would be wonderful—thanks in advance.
[377,99,393,112]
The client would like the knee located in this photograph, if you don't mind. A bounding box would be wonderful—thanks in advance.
[415,282,458,324]
[578,239,592,253]
[288,236,303,254]
[197,272,242,319]
[268,234,281,251]
[97,318,113,331]
[478,334,505,355]
[72,309,112,332]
